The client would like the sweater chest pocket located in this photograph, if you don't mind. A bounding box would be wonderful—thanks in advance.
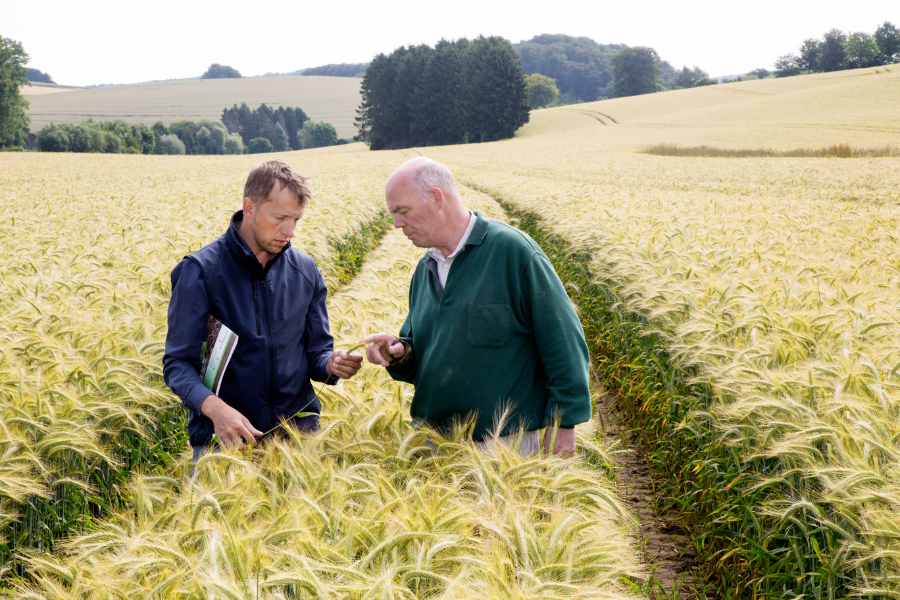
[467,302,510,348]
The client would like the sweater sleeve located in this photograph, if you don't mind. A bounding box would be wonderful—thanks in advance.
[522,252,592,428]
[163,259,215,415]
[386,269,420,383]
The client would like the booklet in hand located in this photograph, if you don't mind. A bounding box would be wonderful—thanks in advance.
[199,315,238,396]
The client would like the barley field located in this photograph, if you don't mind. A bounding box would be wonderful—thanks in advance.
[2,65,900,598]
[24,76,362,138]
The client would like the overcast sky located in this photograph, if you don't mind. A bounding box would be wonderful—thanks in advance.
[3,0,897,86]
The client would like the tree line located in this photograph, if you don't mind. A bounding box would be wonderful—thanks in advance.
[774,22,900,77]
[35,103,345,155]
[355,36,530,150]
[513,34,720,105]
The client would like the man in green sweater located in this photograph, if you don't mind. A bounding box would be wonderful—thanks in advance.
[364,157,591,455]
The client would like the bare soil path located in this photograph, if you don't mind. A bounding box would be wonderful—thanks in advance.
[594,379,704,599]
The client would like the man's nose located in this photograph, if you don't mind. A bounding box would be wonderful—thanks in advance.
[283,222,296,238]
[393,215,404,228]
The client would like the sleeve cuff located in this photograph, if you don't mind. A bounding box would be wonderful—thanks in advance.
[184,382,213,415]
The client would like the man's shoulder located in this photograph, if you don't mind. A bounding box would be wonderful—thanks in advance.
[283,247,320,285]
[483,219,542,257]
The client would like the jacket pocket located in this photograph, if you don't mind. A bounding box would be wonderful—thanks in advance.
[467,302,510,348]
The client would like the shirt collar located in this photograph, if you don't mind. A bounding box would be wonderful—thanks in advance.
[428,212,477,262]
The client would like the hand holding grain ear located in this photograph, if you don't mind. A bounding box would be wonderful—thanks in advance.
[327,349,364,379]
[362,333,407,367]
[200,394,263,448]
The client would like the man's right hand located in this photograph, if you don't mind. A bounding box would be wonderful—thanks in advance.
[363,333,407,367]
[199,395,263,448]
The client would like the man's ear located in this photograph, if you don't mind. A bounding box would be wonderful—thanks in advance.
[242,196,255,217]
[429,187,444,211]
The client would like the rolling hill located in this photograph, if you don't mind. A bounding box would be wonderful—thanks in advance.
[24,76,362,138]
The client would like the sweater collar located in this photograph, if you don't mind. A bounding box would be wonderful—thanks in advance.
[225,210,290,272]
[463,211,488,248]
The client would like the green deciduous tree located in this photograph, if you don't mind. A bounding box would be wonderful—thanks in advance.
[247,137,273,154]
[672,66,708,89]
[0,35,31,147]
[798,39,820,74]
[845,32,879,67]
[610,46,659,97]
[818,29,847,72]
[202,63,241,78]
[514,34,624,102]
[774,53,801,77]
[525,73,559,109]
[874,22,900,61]
[159,133,185,155]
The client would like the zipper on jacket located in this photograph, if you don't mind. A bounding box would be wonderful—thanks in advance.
[261,278,277,427]
[251,279,261,335]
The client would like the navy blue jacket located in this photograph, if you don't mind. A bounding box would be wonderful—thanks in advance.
[163,211,336,447]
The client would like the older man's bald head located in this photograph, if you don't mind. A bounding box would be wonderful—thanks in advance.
[386,157,461,203]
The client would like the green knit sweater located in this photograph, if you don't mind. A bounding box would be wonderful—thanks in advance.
[387,212,591,441]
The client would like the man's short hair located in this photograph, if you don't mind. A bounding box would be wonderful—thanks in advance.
[244,159,313,207]
[410,159,460,201]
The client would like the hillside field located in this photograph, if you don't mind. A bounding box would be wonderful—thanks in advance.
[2,66,900,598]
[23,76,362,138]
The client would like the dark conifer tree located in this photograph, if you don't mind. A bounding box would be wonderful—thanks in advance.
[356,37,529,150]
[463,36,530,143]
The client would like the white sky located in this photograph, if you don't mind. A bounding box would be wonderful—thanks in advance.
[2,0,897,86]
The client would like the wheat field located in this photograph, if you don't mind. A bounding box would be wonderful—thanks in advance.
[3,65,900,597]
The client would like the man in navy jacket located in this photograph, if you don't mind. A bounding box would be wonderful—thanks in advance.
[164,160,362,457]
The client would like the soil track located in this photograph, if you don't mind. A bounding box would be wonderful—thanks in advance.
[594,379,703,599]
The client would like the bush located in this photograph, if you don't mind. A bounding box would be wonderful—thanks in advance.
[37,124,69,152]
[159,134,185,155]
[525,73,559,109]
[298,121,339,149]
[247,137,274,154]
[224,134,243,155]
[692,77,717,87]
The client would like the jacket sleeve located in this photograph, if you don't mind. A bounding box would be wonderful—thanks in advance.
[522,252,592,428]
[304,266,337,385]
[163,259,214,415]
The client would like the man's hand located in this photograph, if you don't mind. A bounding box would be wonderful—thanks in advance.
[200,395,263,448]
[363,333,407,367]
[543,426,576,456]
[327,349,363,379]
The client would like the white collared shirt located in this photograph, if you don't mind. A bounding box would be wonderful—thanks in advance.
[427,212,477,288]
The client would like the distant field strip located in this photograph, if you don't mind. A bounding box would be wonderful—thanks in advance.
[25,76,362,138]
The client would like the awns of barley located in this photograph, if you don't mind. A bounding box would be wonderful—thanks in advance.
[10,222,642,599]
[0,152,415,567]
[439,151,900,594]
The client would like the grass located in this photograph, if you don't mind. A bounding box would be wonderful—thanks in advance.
[642,143,900,158]
[24,76,362,139]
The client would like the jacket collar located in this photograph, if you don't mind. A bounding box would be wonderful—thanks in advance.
[225,210,291,273]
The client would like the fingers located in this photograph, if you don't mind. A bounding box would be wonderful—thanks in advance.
[331,351,363,379]
[365,338,392,367]
[388,341,406,357]
[243,418,264,437]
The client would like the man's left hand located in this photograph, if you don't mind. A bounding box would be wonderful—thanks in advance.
[327,349,363,379]
[543,426,576,456]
